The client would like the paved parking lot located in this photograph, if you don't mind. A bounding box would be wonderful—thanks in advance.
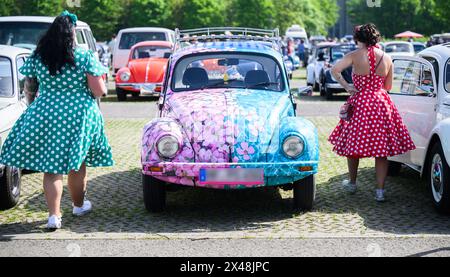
[1,72,449,242]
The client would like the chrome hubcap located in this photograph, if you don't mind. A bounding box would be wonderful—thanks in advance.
[431,154,444,203]
[10,167,20,197]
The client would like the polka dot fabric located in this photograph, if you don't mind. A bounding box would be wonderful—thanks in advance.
[0,48,114,174]
[329,46,416,158]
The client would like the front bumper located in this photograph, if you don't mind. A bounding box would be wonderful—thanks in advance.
[142,161,318,189]
[116,83,162,96]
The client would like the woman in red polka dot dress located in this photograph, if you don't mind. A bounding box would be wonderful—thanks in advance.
[328,24,416,202]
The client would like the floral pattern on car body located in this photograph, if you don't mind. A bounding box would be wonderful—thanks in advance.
[141,41,320,189]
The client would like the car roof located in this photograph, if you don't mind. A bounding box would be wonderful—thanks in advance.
[131,41,173,49]
[419,44,450,63]
[0,45,32,58]
[118,27,174,34]
[171,41,282,62]
[0,16,89,27]
[385,41,412,45]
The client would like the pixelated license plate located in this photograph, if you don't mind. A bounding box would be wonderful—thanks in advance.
[198,168,264,185]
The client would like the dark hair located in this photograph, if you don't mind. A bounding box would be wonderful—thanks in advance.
[353,23,381,46]
[34,15,76,76]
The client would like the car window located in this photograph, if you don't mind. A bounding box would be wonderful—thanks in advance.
[119,32,167,50]
[386,44,412,53]
[83,29,97,52]
[391,59,434,96]
[446,59,450,92]
[76,29,86,45]
[0,57,13,97]
[132,46,172,60]
[0,22,51,50]
[172,53,285,92]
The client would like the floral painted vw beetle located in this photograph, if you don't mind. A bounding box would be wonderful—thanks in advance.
[141,28,319,212]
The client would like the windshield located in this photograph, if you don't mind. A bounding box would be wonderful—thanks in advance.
[0,22,50,50]
[413,44,425,53]
[446,59,450,92]
[386,44,412,53]
[132,46,172,60]
[0,57,13,98]
[172,53,285,92]
[119,32,168,50]
[330,45,356,61]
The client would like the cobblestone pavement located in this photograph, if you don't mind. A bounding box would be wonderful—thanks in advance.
[1,117,449,240]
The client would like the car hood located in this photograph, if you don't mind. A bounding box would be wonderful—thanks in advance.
[0,101,11,111]
[164,89,295,163]
[128,58,168,83]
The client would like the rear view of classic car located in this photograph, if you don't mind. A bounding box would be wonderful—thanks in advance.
[0,45,31,210]
[141,28,319,213]
[115,41,173,101]
[319,43,357,99]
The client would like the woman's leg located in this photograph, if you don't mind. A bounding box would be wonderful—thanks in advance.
[68,163,87,207]
[347,157,360,183]
[43,173,64,217]
[375,157,388,190]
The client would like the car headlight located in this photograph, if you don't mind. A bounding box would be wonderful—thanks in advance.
[282,136,304,158]
[157,135,180,159]
[120,72,131,82]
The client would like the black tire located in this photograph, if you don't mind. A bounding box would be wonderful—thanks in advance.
[293,175,315,211]
[143,174,166,213]
[427,143,450,214]
[387,161,402,176]
[313,82,320,92]
[325,86,334,100]
[116,88,127,102]
[319,82,325,97]
[131,92,140,98]
[0,167,21,210]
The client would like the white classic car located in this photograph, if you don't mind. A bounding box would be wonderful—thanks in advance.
[0,45,31,210]
[388,43,450,213]
[385,41,415,57]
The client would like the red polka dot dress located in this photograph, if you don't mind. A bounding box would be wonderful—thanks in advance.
[329,46,416,158]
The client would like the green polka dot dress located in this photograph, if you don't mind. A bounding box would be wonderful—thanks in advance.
[0,48,114,174]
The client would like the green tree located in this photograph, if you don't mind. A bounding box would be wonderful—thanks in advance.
[67,0,125,41]
[120,0,168,28]
[12,0,63,16]
[168,0,226,29]
[348,0,446,37]
[228,0,275,29]
[0,0,19,16]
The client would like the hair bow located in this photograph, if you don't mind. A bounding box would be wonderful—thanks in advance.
[60,10,78,26]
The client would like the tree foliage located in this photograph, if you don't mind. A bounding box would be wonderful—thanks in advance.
[2,0,340,40]
[348,0,447,37]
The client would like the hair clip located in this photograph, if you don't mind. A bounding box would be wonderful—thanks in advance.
[60,10,78,26]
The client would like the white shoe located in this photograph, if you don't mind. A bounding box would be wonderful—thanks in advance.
[375,189,386,202]
[342,180,357,194]
[47,215,62,229]
[73,200,92,217]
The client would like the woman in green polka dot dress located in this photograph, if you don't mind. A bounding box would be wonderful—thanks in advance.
[0,11,114,229]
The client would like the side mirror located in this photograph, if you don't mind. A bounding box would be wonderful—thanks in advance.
[297,86,313,97]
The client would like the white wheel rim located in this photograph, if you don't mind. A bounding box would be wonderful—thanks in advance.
[431,154,444,203]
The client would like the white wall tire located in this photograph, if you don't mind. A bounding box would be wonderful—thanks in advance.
[428,143,450,214]
[0,166,21,210]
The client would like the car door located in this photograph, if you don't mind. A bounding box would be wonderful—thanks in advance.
[389,56,438,167]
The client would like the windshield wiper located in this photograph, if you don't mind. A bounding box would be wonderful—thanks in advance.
[245,82,280,89]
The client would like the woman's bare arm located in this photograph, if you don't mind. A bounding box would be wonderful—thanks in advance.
[331,53,358,95]
[87,74,107,98]
[24,77,38,104]
[384,61,393,91]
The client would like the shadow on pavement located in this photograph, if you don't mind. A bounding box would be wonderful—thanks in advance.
[1,166,449,238]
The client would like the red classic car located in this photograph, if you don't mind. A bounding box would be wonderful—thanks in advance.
[115,41,173,101]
